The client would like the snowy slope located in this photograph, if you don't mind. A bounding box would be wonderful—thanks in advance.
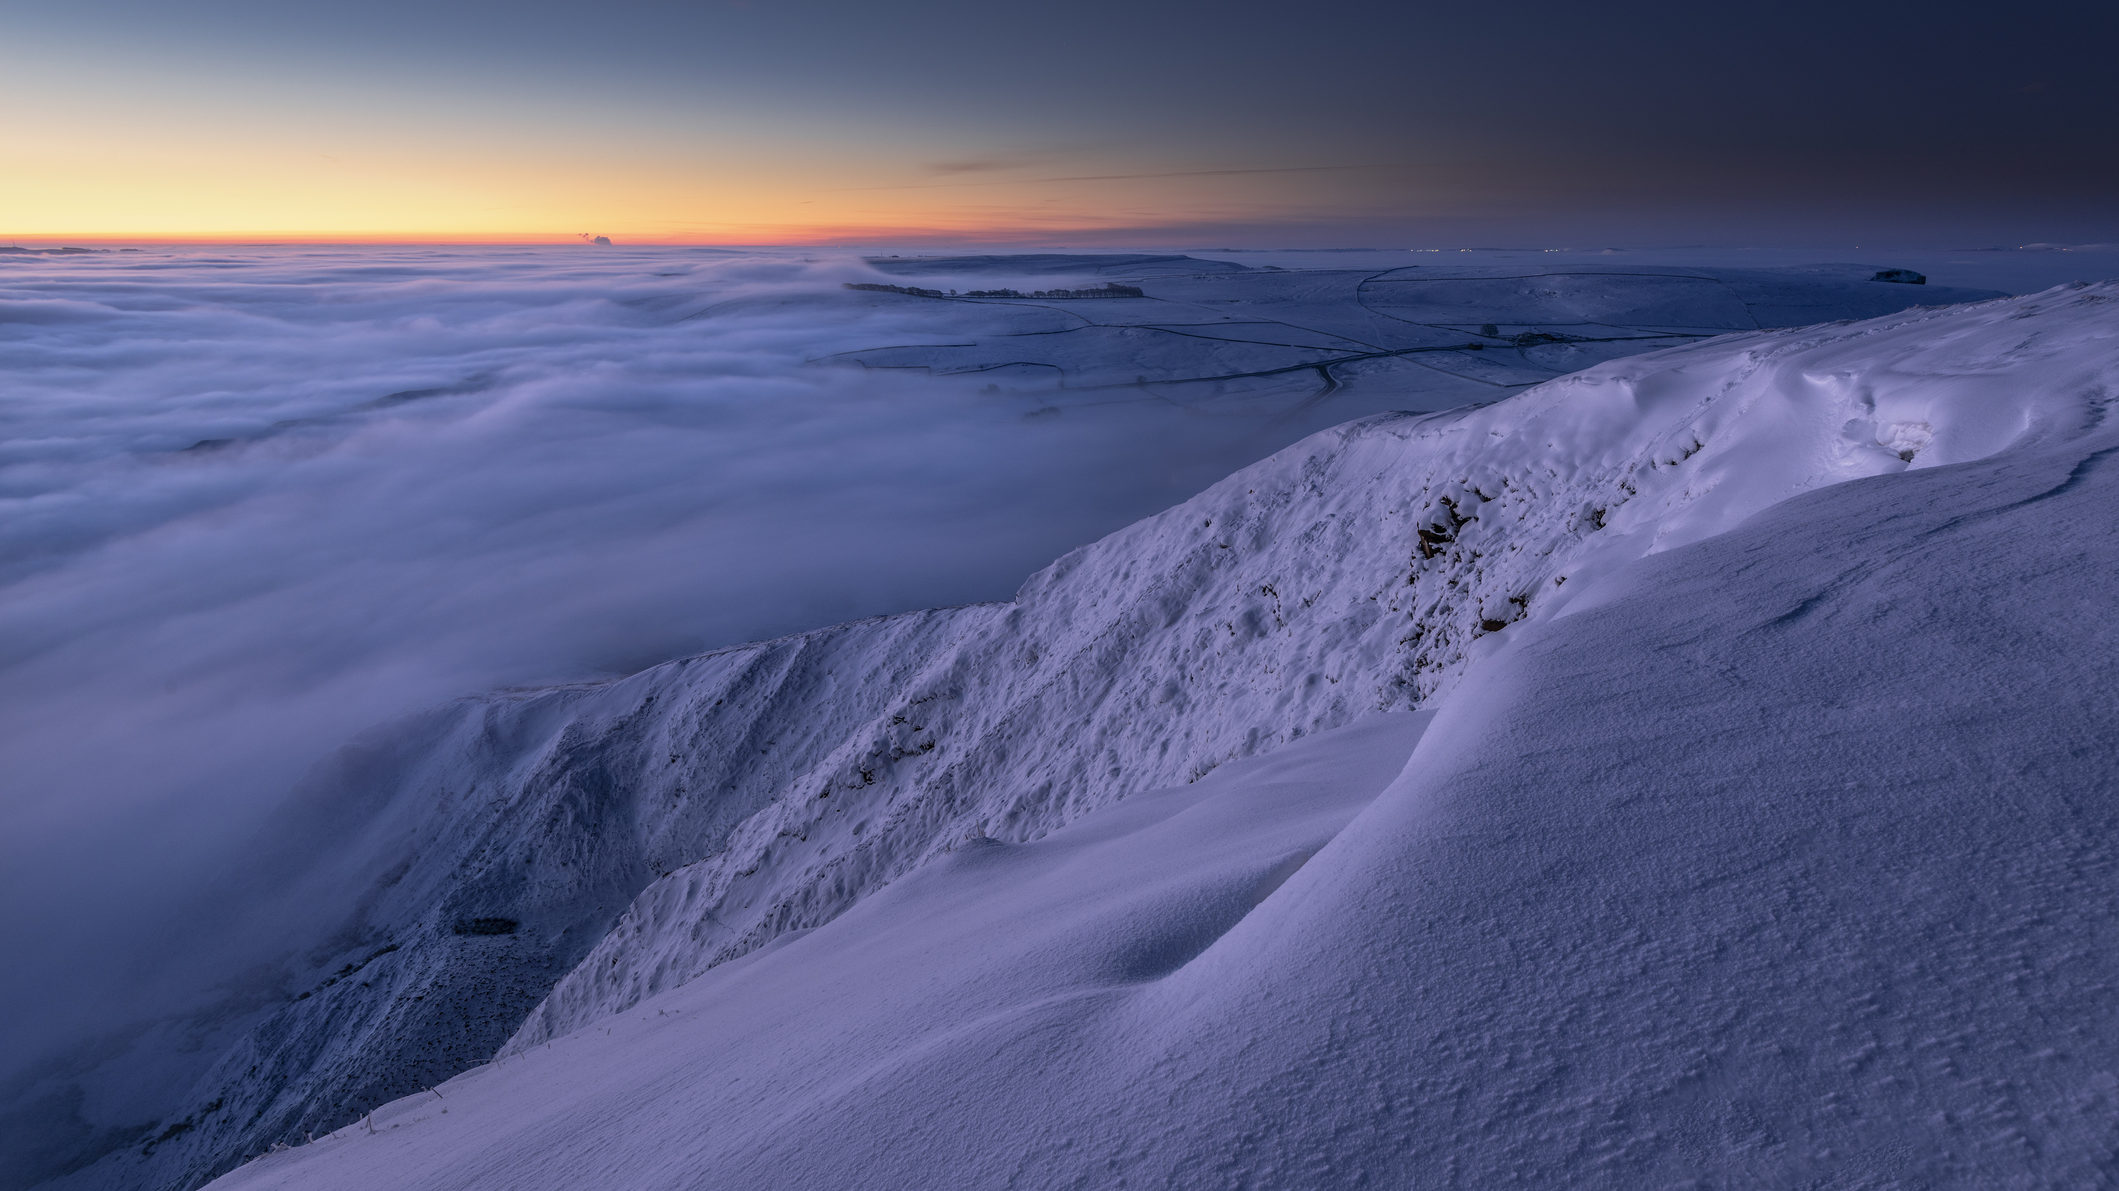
[209,283,2119,1187]
[39,280,2113,1191]
[512,281,2096,1054]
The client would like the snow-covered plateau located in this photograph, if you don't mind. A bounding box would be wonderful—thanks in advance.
[7,256,2117,1189]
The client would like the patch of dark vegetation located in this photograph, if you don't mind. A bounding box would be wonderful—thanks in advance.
[139,1099,224,1157]
[1464,324,1579,347]
[1509,330,1573,347]
[452,917,521,936]
[845,282,1144,300]
[291,942,401,1003]
[1872,268,1926,284]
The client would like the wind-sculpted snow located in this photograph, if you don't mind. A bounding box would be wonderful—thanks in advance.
[81,281,2119,1191]
[210,282,2119,1190]
[0,254,2056,1190]
[511,283,2114,1049]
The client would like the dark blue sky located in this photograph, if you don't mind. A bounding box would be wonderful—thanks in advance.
[5,0,2112,242]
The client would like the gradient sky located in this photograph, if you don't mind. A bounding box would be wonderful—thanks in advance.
[4,0,2114,244]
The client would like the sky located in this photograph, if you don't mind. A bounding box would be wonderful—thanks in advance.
[4,0,2115,245]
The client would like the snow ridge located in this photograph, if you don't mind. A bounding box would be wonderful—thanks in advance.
[209,281,2119,1191]
[510,283,2113,1048]
[76,282,2114,1190]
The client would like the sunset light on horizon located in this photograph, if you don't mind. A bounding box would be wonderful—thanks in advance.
[7,0,2114,247]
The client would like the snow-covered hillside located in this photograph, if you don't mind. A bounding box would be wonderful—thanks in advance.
[509,278,2091,1053]
[205,280,2119,1187]
[25,278,2116,1190]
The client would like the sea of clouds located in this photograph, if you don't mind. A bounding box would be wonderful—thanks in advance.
[0,245,1293,1064]
[8,240,2113,1076]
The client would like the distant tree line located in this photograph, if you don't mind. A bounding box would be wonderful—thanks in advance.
[845,282,1145,300]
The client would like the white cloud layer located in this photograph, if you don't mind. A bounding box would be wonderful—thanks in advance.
[0,246,1282,1059]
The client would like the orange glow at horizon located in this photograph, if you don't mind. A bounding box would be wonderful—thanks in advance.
[3,147,1408,245]
[1,92,1419,246]
[0,33,1439,247]
[3,162,1410,247]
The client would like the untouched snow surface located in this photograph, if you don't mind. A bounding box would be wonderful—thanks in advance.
[199,283,2119,1187]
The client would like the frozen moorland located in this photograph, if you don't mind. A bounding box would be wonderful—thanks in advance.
[2,247,2112,1189]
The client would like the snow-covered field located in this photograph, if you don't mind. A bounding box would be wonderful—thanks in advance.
[3,246,2113,1190]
